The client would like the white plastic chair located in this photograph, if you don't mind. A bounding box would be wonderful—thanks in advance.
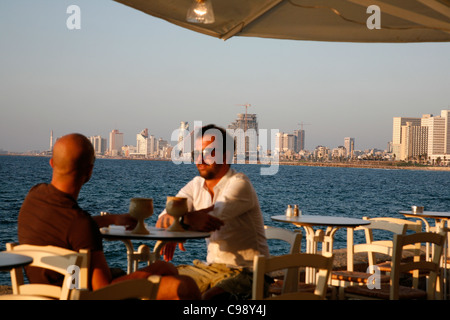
[6,243,89,300]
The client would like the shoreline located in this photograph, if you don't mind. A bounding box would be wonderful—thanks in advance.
[2,154,450,172]
[278,161,450,172]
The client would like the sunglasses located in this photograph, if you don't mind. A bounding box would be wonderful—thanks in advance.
[191,148,216,163]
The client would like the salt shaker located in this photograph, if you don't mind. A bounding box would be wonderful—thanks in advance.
[293,205,299,217]
[286,205,293,217]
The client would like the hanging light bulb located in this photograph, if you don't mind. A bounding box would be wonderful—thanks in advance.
[186,0,215,24]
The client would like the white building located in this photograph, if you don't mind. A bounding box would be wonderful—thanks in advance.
[400,122,428,161]
[392,110,450,163]
[109,129,124,156]
[344,137,355,158]
[392,117,421,159]
[136,129,151,156]
[314,146,330,160]
[89,135,107,155]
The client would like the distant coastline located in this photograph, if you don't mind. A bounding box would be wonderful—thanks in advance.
[278,161,450,172]
[2,153,450,172]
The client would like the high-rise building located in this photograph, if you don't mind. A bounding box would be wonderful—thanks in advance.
[392,110,450,163]
[228,113,259,158]
[136,129,158,157]
[274,132,283,154]
[422,114,445,156]
[400,122,428,160]
[178,121,189,144]
[89,135,107,155]
[293,129,305,152]
[344,137,355,158]
[282,133,296,152]
[442,110,450,154]
[149,135,156,155]
[109,129,124,156]
[392,117,421,159]
[228,113,258,132]
[136,129,150,156]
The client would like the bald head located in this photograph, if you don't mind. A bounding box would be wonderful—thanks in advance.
[50,133,95,186]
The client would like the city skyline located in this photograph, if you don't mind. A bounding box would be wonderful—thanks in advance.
[1,1,449,153]
[2,106,449,155]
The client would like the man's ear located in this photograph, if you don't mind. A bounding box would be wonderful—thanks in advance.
[49,158,54,168]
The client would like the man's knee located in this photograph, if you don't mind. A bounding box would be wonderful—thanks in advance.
[141,260,178,276]
[158,275,201,300]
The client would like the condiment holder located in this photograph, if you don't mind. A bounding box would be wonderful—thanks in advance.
[411,206,424,214]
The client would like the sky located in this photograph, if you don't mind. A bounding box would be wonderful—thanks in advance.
[0,0,449,153]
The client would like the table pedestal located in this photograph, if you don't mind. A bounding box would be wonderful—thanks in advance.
[101,225,210,274]
[106,239,159,274]
[302,226,338,283]
[271,215,370,284]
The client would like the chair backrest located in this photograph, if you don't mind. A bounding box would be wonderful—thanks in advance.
[70,275,161,300]
[6,243,89,300]
[354,217,408,267]
[367,217,422,233]
[390,231,446,300]
[264,226,302,255]
[264,226,302,293]
[252,252,333,300]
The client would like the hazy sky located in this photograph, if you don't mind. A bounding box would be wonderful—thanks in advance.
[1,0,449,152]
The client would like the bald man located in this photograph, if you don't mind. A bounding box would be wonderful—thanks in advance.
[18,133,200,299]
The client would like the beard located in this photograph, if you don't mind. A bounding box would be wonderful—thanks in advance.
[197,163,223,180]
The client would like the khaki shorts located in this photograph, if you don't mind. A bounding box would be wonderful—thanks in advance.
[177,260,271,299]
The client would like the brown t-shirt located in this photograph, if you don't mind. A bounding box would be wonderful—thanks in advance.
[18,183,102,285]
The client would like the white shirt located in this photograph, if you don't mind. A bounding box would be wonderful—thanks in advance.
[161,168,269,268]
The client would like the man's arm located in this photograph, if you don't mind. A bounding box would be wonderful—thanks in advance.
[212,174,255,221]
[92,213,137,230]
[90,250,113,290]
[157,205,222,232]
[182,205,223,232]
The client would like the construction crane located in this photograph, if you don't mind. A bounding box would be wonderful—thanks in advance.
[237,103,252,131]
[298,121,311,131]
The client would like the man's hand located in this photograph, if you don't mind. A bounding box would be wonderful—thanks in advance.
[113,214,137,230]
[156,213,174,229]
[160,242,186,262]
[93,213,137,230]
[155,205,223,260]
[184,205,224,232]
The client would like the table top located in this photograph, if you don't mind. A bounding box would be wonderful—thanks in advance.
[399,211,450,220]
[100,225,211,241]
[0,252,33,271]
[271,215,371,228]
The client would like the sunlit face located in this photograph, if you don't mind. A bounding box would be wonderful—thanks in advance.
[193,134,226,180]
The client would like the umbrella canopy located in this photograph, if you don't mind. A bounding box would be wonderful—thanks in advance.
[114,0,450,42]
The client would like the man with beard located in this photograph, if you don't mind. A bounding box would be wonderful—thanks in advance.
[156,124,269,300]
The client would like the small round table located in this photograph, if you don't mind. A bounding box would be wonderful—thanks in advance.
[101,225,210,274]
[0,252,33,271]
[272,215,371,283]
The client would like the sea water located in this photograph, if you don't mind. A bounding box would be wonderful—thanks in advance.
[1,155,449,285]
